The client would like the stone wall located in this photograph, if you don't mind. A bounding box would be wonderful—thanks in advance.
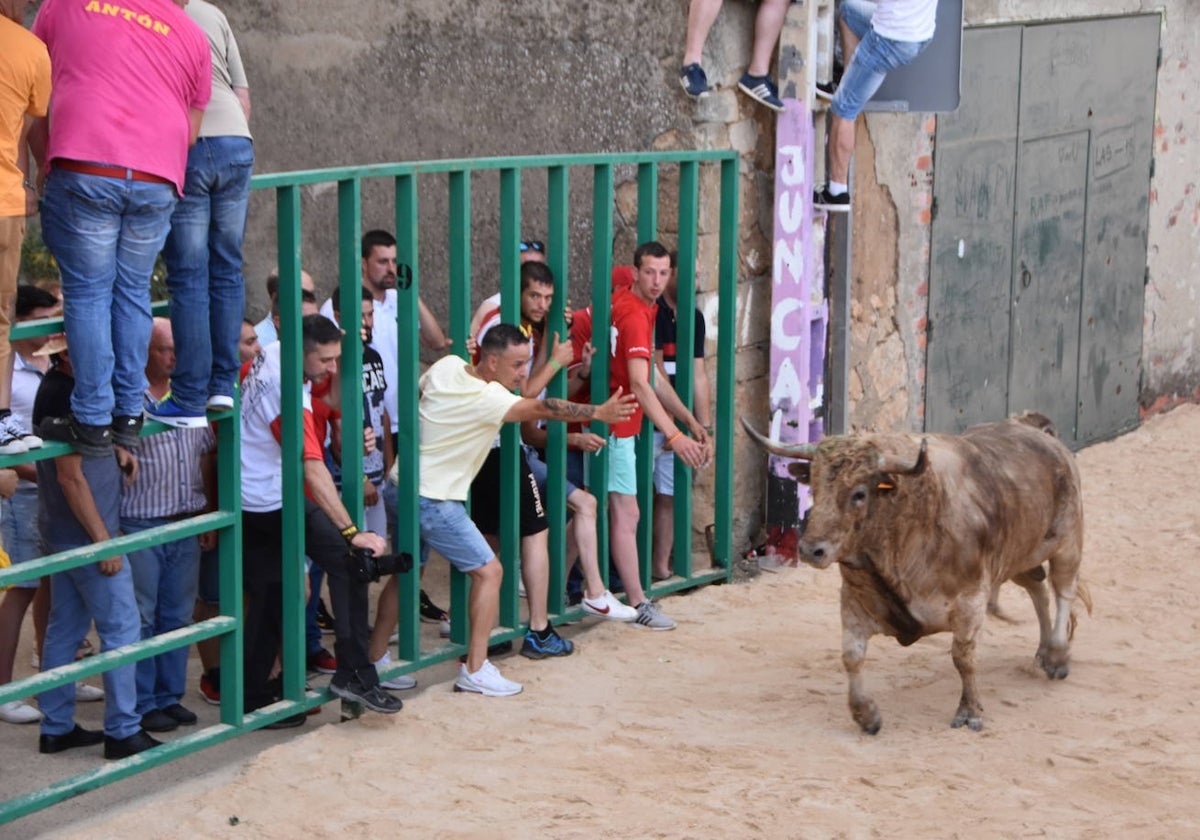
[227,0,775,551]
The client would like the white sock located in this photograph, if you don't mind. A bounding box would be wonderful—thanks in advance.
[828,181,848,196]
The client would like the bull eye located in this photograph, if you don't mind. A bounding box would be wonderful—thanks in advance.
[850,486,868,506]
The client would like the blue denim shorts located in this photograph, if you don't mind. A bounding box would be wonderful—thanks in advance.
[832,0,933,120]
[418,497,496,573]
[1,487,42,589]
[651,431,676,496]
[606,435,638,496]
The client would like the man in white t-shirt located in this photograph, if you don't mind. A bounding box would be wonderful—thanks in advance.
[412,323,636,697]
[814,0,938,211]
[240,314,409,723]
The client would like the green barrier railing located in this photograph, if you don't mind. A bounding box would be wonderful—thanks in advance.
[0,148,738,825]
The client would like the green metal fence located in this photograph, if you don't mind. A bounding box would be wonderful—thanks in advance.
[0,148,738,825]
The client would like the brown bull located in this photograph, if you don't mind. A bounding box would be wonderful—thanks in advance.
[743,413,1088,733]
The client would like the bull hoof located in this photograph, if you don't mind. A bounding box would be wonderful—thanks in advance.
[851,700,881,735]
[1039,649,1071,680]
[951,711,984,731]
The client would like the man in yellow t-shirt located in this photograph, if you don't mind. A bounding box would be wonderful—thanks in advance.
[412,323,636,698]
[0,1,50,455]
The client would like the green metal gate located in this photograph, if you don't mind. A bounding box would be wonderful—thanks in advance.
[0,148,739,825]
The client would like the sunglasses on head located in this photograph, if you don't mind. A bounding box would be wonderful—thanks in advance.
[519,240,545,253]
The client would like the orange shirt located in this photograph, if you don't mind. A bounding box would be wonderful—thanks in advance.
[0,17,50,216]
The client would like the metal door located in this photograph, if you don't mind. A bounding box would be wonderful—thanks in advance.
[926,15,1159,446]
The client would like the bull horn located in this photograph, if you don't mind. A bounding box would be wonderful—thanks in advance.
[878,437,928,475]
[740,417,818,460]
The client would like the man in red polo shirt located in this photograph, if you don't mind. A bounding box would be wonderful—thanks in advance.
[606,241,709,631]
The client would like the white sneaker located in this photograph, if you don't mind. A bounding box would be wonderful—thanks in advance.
[0,699,42,724]
[374,652,417,690]
[75,682,105,702]
[581,590,638,622]
[454,660,522,697]
[634,600,677,631]
[206,395,235,411]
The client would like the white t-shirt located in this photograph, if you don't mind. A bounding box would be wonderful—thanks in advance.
[240,342,313,512]
[417,356,521,502]
[872,0,938,43]
[320,289,400,434]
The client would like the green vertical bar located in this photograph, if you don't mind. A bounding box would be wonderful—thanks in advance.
[448,171,472,360]
[498,167,521,631]
[338,179,364,523]
[635,163,658,589]
[276,185,306,701]
[217,392,243,726]
[394,174,423,662]
[673,161,699,579]
[714,156,738,575]
[545,165,568,616]
[589,163,614,580]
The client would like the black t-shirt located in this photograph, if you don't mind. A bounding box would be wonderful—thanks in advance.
[33,366,122,550]
[655,299,706,387]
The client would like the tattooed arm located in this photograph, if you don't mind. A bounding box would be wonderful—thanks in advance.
[503,388,637,426]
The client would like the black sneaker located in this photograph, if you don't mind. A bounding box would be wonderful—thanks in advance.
[813,186,851,213]
[264,712,307,730]
[140,708,179,732]
[815,80,837,102]
[329,679,403,714]
[112,415,143,447]
[737,72,785,112]
[419,589,448,624]
[38,413,113,457]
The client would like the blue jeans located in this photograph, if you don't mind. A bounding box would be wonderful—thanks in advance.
[1,486,42,587]
[831,0,933,120]
[40,168,178,425]
[39,546,141,738]
[162,137,254,411]
[122,517,201,713]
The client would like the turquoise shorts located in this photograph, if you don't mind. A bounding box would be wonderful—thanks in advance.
[606,435,638,495]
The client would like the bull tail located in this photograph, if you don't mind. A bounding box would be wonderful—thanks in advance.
[1068,579,1094,640]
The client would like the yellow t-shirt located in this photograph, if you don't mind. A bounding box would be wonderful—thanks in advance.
[418,356,521,502]
[0,17,51,217]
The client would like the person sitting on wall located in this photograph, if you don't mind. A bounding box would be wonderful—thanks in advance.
[679,0,791,112]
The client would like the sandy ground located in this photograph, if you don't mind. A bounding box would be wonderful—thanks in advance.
[13,404,1200,838]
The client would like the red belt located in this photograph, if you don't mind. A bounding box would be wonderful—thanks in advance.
[54,159,174,187]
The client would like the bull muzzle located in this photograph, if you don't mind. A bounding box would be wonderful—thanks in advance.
[798,538,837,569]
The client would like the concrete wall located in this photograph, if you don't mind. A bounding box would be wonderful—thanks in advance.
[227,0,775,550]
[852,0,1199,430]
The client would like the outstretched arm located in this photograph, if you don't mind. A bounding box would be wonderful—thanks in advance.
[503,388,637,426]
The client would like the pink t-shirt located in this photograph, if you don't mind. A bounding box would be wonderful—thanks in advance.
[33,0,212,194]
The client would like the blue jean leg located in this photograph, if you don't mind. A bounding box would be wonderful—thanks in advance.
[1,487,43,586]
[41,170,177,424]
[38,552,141,738]
[123,517,200,712]
[162,137,254,411]
[831,6,932,120]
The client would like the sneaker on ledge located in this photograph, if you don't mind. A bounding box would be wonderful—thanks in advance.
[520,626,575,660]
[329,678,403,714]
[737,72,785,112]
[38,413,112,457]
[581,590,638,622]
[144,393,207,429]
[206,394,235,411]
[374,651,417,690]
[815,80,837,102]
[813,186,851,213]
[306,648,337,675]
[454,660,522,697]
[634,599,677,631]
[111,415,143,448]
[679,63,711,99]
[0,413,41,451]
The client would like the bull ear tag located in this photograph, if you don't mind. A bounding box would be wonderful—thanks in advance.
[875,481,896,493]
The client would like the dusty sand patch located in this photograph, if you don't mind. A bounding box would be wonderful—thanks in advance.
[46,405,1200,839]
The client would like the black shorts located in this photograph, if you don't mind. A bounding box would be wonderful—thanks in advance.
[470,447,547,537]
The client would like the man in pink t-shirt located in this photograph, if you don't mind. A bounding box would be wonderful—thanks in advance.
[28,0,211,456]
